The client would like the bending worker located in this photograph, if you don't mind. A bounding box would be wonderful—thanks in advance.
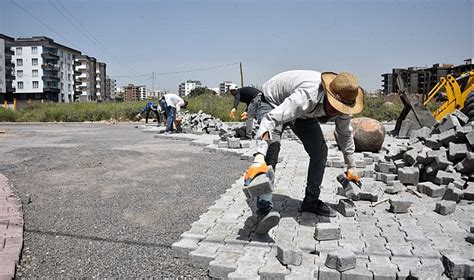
[228,87,263,140]
[247,70,365,234]
[159,93,188,134]
[136,101,162,125]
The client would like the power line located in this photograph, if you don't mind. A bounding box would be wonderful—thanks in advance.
[10,0,75,47]
[47,0,131,77]
[110,63,240,78]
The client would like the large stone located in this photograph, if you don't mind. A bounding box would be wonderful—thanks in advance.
[435,200,456,215]
[314,223,341,241]
[325,249,356,272]
[350,117,385,152]
[389,198,412,213]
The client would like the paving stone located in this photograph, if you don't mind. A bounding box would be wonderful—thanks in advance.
[403,148,419,165]
[397,167,419,185]
[189,241,221,268]
[439,114,462,133]
[374,162,396,173]
[314,223,341,241]
[227,137,241,149]
[442,253,474,278]
[325,249,356,272]
[386,244,413,257]
[336,199,355,217]
[435,200,456,215]
[425,134,443,149]
[417,182,446,197]
[465,233,474,244]
[378,173,397,184]
[425,156,452,175]
[315,240,342,254]
[442,184,463,203]
[388,198,412,213]
[438,128,458,144]
[317,265,342,280]
[415,147,433,165]
[340,263,373,280]
[466,131,474,147]
[208,251,242,278]
[367,263,398,280]
[171,237,200,258]
[384,181,405,194]
[409,126,432,142]
[449,142,470,161]
[463,185,474,200]
[258,255,290,280]
[455,152,474,173]
[277,239,303,266]
[409,264,446,279]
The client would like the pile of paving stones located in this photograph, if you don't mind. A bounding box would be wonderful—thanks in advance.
[180,110,227,135]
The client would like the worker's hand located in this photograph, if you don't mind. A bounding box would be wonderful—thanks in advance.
[135,113,141,120]
[346,167,361,183]
[240,112,248,120]
[251,153,266,168]
[228,108,236,119]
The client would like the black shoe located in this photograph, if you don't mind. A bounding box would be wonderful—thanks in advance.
[300,199,337,217]
[255,211,280,235]
[240,135,252,140]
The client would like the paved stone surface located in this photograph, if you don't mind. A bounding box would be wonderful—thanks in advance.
[0,174,23,279]
[168,123,473,279]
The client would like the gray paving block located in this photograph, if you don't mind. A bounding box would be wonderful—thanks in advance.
[379,173,397,184]
[386,244,413,257]
[438,128,457,144]
[409,126,432,142]
[190,241,221,268]
[466,131,474,147]
[358,191,378,202]
[417,182,446,197]
[171,237,200,258]
[442,184,463,203]
[314,223,341,241]
[453,109,469,124]
[388,198,412,214]
[325,249,356,272]
[227,137,241,149]
[449,142,470,161]
[463,185,474,200]
[340,264,373,280]
[425,134,443,149]
[415,147,433,164]
[435,200,456,215]
[384,181,405,194]
[403,148,419,165]
[259,256,290,280]
[208,251,241,278]
[336,199,355,217]
[439,114,462,133]
[466,233,474,244]
[425,156,452,175]
[374,162,396,173]
[318,265,342,280]
[442,254,474,278]
[397,167,419,185]
[277,239,303,266]
[409,264,445,280]
[455,152,474,173]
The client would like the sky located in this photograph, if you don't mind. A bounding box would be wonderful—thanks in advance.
[1,0,473,92]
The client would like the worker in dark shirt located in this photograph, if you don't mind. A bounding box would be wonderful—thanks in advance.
[228,87,263,140]
[136,101,162,126]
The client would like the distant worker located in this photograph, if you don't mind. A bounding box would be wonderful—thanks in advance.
[136,101,162,125]
[228,87,263,140]
[159,93,188,134]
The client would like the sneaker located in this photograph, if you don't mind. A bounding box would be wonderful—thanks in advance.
[300,199,337,217]
[164,131,172,135]
[255,211,280,235]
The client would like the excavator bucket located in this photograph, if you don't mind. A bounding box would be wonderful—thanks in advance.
[392,75,437,138]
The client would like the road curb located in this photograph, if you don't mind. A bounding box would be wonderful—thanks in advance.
[0,174,24,279]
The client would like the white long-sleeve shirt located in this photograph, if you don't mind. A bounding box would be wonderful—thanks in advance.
[164,93,185,112]
[257,70,356,168]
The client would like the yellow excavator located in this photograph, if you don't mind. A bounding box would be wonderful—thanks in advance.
[393,70,474,136]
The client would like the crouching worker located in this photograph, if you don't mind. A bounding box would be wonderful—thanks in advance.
[159,93,188,135]
[136,101,162,125]
[228,86,263,140]
[245,70,365,235]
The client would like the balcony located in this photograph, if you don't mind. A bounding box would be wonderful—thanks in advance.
[78,82,88,88]
[44,84,60,92]
[42,75,60,82]
[5,48,14,55]
[77,73,88,79]
[42,63,60,71]
[5,73,15,80]
[76,65,87,70]
[41,49,59,60]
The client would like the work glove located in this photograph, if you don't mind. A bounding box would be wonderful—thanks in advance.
[135,113,141,120]
[346,167,361,186]
[240,112,248,120]
[251,153,265,168]
[228,108,236,119]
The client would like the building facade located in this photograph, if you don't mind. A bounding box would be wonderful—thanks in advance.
[178,80,201,96]
[105,76,116,99]
[139,85,147,100]
[12,36,80,103]
[382,59,473,96]
[123,84,142,101]
[0,34,15,104]
[96,62,106,101]
[75,55,97,102]
[219,81,239,95]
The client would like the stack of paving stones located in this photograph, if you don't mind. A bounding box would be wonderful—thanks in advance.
[0,174,24,279]
[180,110,227,135]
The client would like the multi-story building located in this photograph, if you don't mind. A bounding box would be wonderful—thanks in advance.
[123,84,141,101]
[105,76,116,99]
[219,81,239,95]
[0,34,15,105]
[139,85,147,100]
[178,80,201,96]
[75,55,97,102]
[12,36,80,104]
[96,62,106,101]
[381,59,473,96]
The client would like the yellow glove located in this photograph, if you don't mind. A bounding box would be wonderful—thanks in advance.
[346,167,361,186]
[240,112,248,120]
[228,108,236,119]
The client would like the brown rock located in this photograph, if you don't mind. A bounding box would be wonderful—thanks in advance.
[350,117,385,152]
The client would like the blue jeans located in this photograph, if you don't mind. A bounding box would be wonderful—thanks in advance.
[159,99,176,132]
[257,100,328,212]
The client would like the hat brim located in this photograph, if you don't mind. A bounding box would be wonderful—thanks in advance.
[321,72,365,115]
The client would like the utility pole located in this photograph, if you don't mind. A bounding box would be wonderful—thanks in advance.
[240,62,244,87]
[151,72,156,92]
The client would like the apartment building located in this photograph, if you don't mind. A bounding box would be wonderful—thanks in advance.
[96,62,106,101]
[382,59,473,96]
[219,81,239,95]
[12,36,80,103]
[0,34,15,104]
[178,80,201,96]
[139,85,147,100]
[75,55,97,102]
[105,76,116,99]
[123,84,142,101]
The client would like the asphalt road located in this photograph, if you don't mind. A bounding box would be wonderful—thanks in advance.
[0,123,249,278]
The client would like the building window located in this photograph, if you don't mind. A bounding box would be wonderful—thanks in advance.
[17,81,23,89]
[68,84,71,91]
[31,46,38,54]
[17,70,23,78]
[32,58,38,66]
[16,47,22,55]
[17,59,23,66]
[33,81,39,88]
[68,74,71,81]
[32,70,38,77]
[59,50,63,57]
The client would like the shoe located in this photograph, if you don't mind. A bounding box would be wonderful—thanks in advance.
[300,199,336,217]
[164,131,172,135]
[255,211,280,235]
[240,135,252,140]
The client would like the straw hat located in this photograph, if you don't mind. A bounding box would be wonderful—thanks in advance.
[321,72,365,115]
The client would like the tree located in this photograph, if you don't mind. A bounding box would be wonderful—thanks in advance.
[188,87,217,97]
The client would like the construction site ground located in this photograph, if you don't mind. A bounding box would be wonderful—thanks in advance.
[0,122,473,278]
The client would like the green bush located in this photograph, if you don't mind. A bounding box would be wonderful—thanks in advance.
[0,107,19,122]
[356,97,403,122]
